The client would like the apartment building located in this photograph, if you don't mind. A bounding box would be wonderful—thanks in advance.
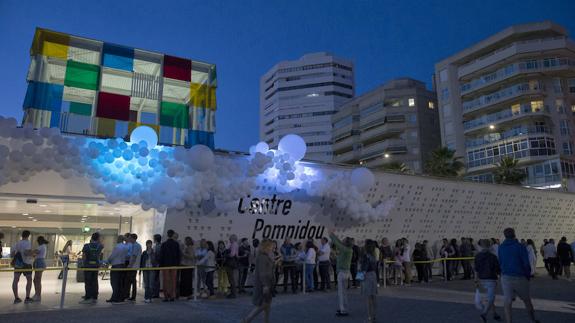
[435,21,575,188]
[260,52,354,162]
[332,78,440,173]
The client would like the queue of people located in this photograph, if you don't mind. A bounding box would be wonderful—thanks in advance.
[5,228,575,323]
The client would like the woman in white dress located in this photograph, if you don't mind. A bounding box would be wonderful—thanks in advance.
[33,236,49,301]
[526,239,537,277]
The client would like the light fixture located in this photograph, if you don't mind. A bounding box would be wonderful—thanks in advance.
[22,213,29,216]
[32,219,38,222]
[39,204,47,207]
[28,216,34,219]
[489,124,495,130]
[384,154,390,158]
[44,210,52,213]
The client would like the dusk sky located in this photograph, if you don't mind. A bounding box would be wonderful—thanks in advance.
[1,0,574,152]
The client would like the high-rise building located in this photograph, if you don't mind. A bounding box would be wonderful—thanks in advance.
[332,78,440,173]
[23,28,217,148]
[260,52,354,162]
[435,21,575,188]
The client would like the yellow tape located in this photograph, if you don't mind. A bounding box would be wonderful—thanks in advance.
[383,257,474,265]
[0,265,217,273]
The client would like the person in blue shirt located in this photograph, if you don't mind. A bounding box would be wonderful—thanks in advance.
[498,228,540,323]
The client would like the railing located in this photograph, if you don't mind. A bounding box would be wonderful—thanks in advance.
[463,103,549,132]
[462,81,543,113]
[465,126,551,148]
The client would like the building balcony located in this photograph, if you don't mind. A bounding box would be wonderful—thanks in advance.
[462,81,544,114]
[332,135,356,153]
[463,104,550,134]
[334,149,359,164]
[458,36,572,78]
[359,122,405,143]
[359,139,406,158]
[465,125,552,149]
[460,57,575,96]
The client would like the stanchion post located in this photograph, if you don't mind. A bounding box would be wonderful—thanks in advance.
[59,264,69,309]
[383,261,387,289]
[443,258,447,282]
[302,263,306,294]
[193,266,198,301]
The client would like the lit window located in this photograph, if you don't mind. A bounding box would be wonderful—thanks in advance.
[571,105,575,113]
[408,98,415,107]
[428,101,435,109]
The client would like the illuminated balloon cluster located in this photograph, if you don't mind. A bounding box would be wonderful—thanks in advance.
[0,116,394,224]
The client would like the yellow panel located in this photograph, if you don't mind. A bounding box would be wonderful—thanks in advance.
[96,118,116,137]
[43,41,69,59]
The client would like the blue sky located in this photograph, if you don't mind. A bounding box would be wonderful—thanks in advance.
[1,0,574,152]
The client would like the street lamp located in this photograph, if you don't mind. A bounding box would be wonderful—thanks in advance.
[384,153,390,158]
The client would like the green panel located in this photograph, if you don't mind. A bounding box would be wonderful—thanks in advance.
[69,102,92,116]
[64,60,100,91]
[160,101,189,129]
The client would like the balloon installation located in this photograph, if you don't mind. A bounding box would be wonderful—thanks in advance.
[0,117,394,224]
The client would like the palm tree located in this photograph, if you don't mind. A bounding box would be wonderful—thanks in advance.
[493,156,526,185]
[381,162,410,174]
[424,147,464,177]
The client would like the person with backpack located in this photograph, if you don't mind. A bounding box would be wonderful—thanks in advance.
[11,230,34,304]
[360,239,379,323]
[79,232,104,304]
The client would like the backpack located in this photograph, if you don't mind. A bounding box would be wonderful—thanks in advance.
[84,243,101,268]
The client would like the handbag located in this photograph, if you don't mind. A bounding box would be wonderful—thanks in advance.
[11,252,24,268]
[355,271,365,281]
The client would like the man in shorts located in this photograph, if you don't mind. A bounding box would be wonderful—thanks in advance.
[11,230,35,304]
[498,228,540,323]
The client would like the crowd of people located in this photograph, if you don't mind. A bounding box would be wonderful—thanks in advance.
[4,229,575,323]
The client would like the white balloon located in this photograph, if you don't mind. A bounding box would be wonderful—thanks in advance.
[278,134,306,161]
[255,142,269,154]
[350,167,375,193]
[188,145,214,172]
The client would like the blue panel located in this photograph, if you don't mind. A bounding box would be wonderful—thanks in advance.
[102,43,134,71]
[187,130,214,148]
[23,82,64,112]
[50,111,61,127]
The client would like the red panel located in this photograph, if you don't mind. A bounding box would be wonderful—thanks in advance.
[96,92,130,121]
[163,55,191,82]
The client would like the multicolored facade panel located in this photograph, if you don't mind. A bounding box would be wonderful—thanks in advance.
[23,28,217,148]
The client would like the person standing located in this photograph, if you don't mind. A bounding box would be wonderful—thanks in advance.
[240,239,276,323]
[412,243,428,283]
[295,242,306,290]
[196,239,209,294]
[380,238,393,284]
[330,228,353,317]
[159,229,181,302]
[526,239,537,278]
[540,239,549,274]
[127,234,142,301]
[122,232,133,301]
[197,240,217,299]
[422,240,434,282]
[304,240,316,293]
[361,239,379,323]
[280,238,297,293]
[79,232,103,304]
[238,238,251,294]
[225,234,239,298]
[498,228,540,323]
[440,239,455,281]
[106,235,128,304]
[350,239,359,288]
[557,237,573,280]
[460,238,473,280]
[32,236,49,302]
[474,239,501,322]
[402,238,413,285]
[318,237,332,291]
[216,240,229,295]
[152,234,162,298]
[180,237,196,299]
[11,230,34,304]
[141,240,156,303]
[542,239,559,279]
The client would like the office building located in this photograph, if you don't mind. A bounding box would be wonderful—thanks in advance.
[260,52,354,162]
[23,28,217,148]
[332,78,440,173]
[434,21,575,188]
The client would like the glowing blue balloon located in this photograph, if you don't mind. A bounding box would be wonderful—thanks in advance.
[130,126,158,149]
[278,134,307,161]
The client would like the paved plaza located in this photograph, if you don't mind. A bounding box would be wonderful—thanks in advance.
[1,269,574,322]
